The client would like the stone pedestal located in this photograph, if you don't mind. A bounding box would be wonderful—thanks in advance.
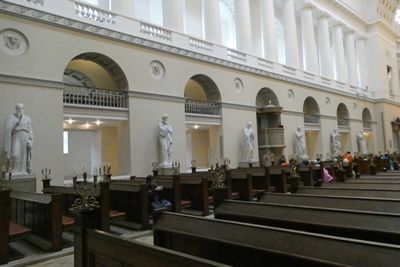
[238,161,259,168]
[9,174,36,192]
[158,167,175,175]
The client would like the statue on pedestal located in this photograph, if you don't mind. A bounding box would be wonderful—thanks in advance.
[357,130,368,155]
[294,125,308,161]
[158,114,173,167]
[4,103,33,175]
[331,128,341,157]
[242,121,255,162]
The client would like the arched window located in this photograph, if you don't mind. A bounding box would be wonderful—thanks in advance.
[337,103,350,127]
[362,108,372,129]
[303,97,320,125]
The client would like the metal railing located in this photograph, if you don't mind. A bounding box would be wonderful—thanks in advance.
[338,118,350,127]
[363,121,372,129]
[63,85,127,108]
[304,115,320,124]
[185,100,221,116]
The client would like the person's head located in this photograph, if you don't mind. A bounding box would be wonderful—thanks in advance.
[297,125,301,131]
[15,103,24,117]
[246,121,252,128]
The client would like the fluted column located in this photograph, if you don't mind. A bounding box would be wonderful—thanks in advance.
[111,0,134,17]
[355,38,367,88]
[332,24,346,82]
[203,0,221,44]
[317,16,333,78]
[344,32,357,85]
[234,0,253,53]
[282,0,300,68]
[260,0,278,61]
[163,0,185,32]
[301,6,318,73]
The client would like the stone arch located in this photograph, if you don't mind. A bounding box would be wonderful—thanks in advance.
[64,52,129,90]
[362,108,372,129]
[184,74,221,102]
[337,103,350,126]
[256,88,280,107]
[303,97,320,124]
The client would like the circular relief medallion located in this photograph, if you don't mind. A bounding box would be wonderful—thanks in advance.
[0,28,29,56]
[233,78,243,93]
[325,97,331,106]
[287,89,294,102]
[149,60,165,80]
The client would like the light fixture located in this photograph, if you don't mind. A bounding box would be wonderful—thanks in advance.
[95,119,102,126]
[84,123,90,129]
[395,9,400,24]
[66,118,75,124]
[194,124,199,129]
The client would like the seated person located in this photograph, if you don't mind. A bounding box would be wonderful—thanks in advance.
[344,151,353,163]
[146,175,171,210]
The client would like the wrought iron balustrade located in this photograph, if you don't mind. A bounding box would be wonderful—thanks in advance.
[63,85,127,108]
[304,115,320,124]
[185,100,221,116]
[338,118,350,127]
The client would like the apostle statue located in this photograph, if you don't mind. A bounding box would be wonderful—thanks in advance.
[357,130,368,155]
[4,103,33,175]
[158,114,173,167]
[294,125,307,161]
[242,121,255,162]
[331,128,341,157]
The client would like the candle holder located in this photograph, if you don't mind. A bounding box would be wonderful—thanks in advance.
[191,160,197,173]
[41,168,51,180]
[0,166,11,191]
[99,163,112,182]
[172,161,180,174]
[71,171,98,210]
[222,158,230,170]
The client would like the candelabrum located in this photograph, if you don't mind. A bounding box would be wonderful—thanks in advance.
[152,161,159,171]
[71,171,98,210]
[99,164,112,182]
[0,166,11,191]
[210,168,225,189]
[222,158,230,169]
[172,161,180,174]
[41,168,51,180]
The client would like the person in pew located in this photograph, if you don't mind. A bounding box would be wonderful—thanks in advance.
[146,175,172,210]
[322,166,333,183]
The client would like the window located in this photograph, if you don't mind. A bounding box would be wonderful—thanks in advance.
[63,131,69,154]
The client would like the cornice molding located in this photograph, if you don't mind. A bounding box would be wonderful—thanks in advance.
[0,73,64,89]
[128,90,185,103]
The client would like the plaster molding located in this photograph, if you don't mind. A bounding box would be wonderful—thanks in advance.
[128,90,185,103]
[220,102,256,112]
[0,73,64,89]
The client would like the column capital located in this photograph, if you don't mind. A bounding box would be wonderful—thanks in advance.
[301,3,315,11]
[344,30,355,36]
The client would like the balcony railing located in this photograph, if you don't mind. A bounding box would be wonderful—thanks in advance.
[63,85,127,108]
[363,121,372,129]
[185,100,221,116]
[304,115,320,124]
[338,118,350,127]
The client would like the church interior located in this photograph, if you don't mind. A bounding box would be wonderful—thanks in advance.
[1,0,400,266]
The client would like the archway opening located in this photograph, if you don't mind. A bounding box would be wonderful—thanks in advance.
[303,97,321,160]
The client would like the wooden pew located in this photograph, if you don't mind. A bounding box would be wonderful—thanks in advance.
[266,165,287,193]
[0,190,32,264]
[345,179,400,183]
[10,191,67,251]
[109,181,149,230]
[215,199,400,244]
[154,212,400,267]
[225,170,253,201]
[135,175,189,213]
[72,206,229,267]
[175,174,210,216]
[296,186,400,199]
[42,181,125,231]
[298,165,313,186]
[260,192,400,214]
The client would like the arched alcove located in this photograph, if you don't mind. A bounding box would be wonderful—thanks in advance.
[64,52,129,90]
[362,108,372,129]
[184,74,221,103]
[337,103,350,127]
[256,87,280,107]
[303,97,320,125]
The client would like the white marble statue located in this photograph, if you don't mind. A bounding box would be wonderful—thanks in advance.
[357,130,368,154]
[158,114,173,167]
[294,125,307,161]
[331,128,341,157]
[4,103,33,175]
[243,121,255,162]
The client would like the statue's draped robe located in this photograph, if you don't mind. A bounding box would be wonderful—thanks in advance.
[243,128,254,161]
[159,122,172,165]
[4,114,33,175]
